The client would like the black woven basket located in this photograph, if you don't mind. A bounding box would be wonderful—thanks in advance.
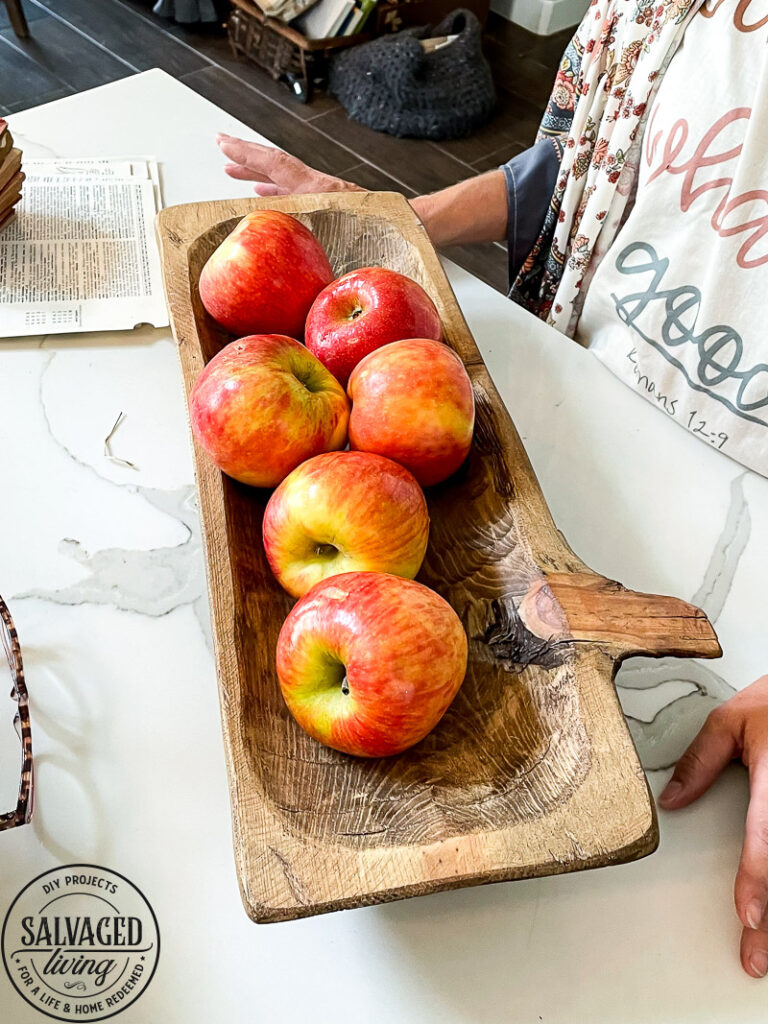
[329,9,496,139]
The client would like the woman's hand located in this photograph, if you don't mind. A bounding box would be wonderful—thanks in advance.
[217,134,363,197]
[215,133,509,248]
[659,675,768,978]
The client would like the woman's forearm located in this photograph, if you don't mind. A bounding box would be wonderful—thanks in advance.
[409,170,508,248]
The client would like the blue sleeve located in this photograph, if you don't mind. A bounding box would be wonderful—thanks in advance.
[501,139,561,288]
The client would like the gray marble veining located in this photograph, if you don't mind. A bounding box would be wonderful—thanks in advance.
[13,345,211,645]
[618,473,751,770]
[17,485,210,646]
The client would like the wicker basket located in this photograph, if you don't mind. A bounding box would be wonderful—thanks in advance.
[228,0,369,102]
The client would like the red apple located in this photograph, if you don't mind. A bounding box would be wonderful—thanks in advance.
[304,267,442,386]
[276,572,467,757]
[347,338,475,486]
[263,451,429,597]
[189,334,349,487]
[199,210,334,338]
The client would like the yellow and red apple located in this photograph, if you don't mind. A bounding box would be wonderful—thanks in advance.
[199,210,334,338]
[348,337,475,486]
[189,334,349,487]
[304,267,442,386]
[263,451,429,597]
[276,572,468,757]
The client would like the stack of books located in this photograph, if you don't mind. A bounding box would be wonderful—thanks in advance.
[0,119,23,233]
[293,0,377,40]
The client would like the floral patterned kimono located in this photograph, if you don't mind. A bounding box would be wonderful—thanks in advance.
[506,0,706,337]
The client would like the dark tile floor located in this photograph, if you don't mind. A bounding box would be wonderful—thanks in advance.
[0,0,569,292]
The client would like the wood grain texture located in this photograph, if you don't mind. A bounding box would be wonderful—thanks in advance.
[156,192,722,923]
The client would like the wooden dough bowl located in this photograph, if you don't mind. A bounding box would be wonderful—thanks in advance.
[157,192,721,923]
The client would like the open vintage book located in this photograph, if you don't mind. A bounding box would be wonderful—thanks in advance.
[0,156,169,338]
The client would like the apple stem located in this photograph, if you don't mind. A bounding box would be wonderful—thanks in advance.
[341,676,350,696]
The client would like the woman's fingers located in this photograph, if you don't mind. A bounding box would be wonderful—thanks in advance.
[658,706,738,809]
[253,183,289,197]
[657,678,768,978]
[735,761,768,935]
[741,925,768,979]
[217,134,276,174]
[216,133,363,196]
[224,163,272,182]
[218,134,315,190]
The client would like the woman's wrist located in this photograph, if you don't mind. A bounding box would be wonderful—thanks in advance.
[409,194,444,244]
[409,171,508,249]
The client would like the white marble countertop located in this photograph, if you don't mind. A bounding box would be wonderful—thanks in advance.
[1,69,767,1023]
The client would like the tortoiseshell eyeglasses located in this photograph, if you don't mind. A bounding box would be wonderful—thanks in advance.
[0,595,33,831]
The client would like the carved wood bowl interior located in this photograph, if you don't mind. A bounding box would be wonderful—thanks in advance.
[157,192,721,923]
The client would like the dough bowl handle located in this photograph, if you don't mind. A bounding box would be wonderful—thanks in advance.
[519,572,722,661]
